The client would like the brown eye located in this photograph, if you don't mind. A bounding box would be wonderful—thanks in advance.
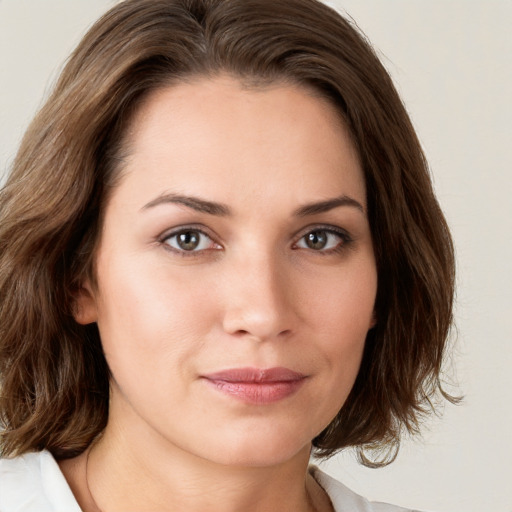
[176,231,201,251]
[305,231,328,250]
[295,228,350,252]
[163,229,219,253]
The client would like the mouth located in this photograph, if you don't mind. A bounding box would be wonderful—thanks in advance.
[201,367,307,404]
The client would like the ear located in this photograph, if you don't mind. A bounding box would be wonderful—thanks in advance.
[369,310,377,329]
[72,280,98,325]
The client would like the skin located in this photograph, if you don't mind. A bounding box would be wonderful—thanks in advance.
[62,76,377,512]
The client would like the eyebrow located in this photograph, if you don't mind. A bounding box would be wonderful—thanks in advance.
[141,193,231,216]
[293,195,365,216]
[141,192,365,217]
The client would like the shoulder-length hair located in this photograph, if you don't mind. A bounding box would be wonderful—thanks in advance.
[0,0,456,465]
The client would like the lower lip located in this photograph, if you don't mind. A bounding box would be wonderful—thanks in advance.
[203,378,305,404]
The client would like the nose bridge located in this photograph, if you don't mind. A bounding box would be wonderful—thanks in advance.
[221,246,294,340]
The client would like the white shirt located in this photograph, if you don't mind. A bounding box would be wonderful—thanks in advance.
[0,451,421,511]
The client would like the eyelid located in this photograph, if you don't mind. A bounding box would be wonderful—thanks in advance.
[156,223,354,256]
[158,224,223,254]
[292,224,354,251]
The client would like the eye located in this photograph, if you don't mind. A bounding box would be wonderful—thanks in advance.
[295,228,350,252]
[162,228,220,253]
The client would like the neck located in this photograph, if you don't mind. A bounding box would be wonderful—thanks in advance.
[59,387,333,512]
[84,425,320,512]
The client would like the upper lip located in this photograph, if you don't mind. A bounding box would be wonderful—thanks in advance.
[202,367,306,383]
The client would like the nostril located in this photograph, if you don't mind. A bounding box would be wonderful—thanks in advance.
[221,291,296,340]
[229,328,292,342]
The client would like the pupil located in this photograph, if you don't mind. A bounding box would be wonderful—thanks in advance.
[306,231,327,250]
[178,231,200,250]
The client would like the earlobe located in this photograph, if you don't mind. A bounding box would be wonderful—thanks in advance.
[72,282,98,325]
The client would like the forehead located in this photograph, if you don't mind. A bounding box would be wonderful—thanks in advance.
[112,76,365,212]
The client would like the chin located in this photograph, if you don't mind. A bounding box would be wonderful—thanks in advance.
[213,446,310,469]
[195,427,314,468]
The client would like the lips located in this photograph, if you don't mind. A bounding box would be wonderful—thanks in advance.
[202,367,306,404]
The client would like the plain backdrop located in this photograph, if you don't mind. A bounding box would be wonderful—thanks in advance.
[1,1,511,511]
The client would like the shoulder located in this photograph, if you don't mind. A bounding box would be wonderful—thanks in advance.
[310,466,424,512]
[0,450,81,512]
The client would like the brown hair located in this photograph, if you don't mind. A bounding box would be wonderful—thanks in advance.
[0,0,456,465]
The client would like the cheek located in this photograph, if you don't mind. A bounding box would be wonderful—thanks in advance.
[93,253,215,378]
[308,260,376,392]
[312,261,377,338]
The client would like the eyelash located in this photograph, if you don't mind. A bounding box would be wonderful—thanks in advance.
[293,225,353,255]
[159,225,221,256]
[158,224,353,257]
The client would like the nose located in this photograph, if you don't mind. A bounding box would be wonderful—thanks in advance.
[221,252,297,342]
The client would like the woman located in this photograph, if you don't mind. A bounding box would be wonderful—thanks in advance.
[0,0,456,511]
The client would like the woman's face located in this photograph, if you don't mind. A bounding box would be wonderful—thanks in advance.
[76,77,377,467]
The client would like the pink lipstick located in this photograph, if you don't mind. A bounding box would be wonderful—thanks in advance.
[202,367,306,404]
